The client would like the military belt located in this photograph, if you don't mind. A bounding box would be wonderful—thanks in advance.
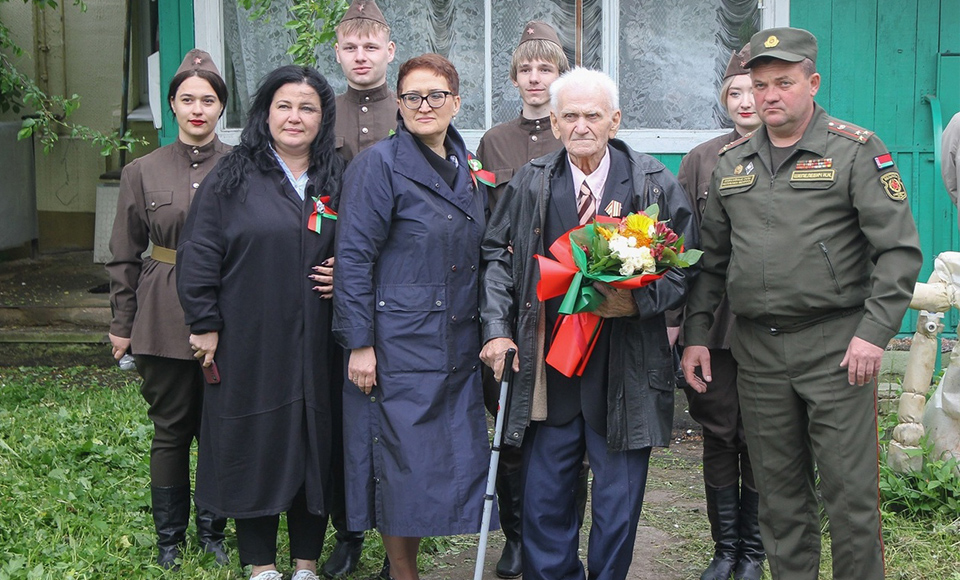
[150,245,177,265]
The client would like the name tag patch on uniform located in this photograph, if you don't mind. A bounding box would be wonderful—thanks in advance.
[880,171,907,201]
[874,153,894,170]
[795,158,832,170]
[790,169,836,182]
[719,174,757,189]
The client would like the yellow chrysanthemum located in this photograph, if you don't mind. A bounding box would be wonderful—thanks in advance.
[621,214,655,246]
[595,225,615,240]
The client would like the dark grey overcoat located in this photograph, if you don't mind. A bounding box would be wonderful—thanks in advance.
[177,160,338,518]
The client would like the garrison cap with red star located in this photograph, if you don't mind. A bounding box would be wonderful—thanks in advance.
[340,0,388,26]
[175,49,221,78]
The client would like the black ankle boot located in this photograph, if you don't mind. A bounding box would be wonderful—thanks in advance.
[701,485,739,580]
[734,486,765,580]
[495,468,523,579]
[195,504,229,565]
[320,527,364,578]
[151,485,190,569]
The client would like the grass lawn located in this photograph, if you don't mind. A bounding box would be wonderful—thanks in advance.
[0,367,404,579]
[2,366,960,579]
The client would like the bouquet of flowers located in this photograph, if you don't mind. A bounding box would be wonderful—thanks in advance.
[535,204,701,377]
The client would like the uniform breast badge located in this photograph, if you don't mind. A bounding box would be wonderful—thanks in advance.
[796,158,832,170]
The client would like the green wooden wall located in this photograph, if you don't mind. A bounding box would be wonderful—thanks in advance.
[157,0,195,146]
[793,0,959,336]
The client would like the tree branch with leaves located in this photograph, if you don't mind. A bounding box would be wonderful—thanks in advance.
[237,0,348,66]
[0,0,145,154]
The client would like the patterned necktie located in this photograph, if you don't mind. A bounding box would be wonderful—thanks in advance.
[577,181,596,226]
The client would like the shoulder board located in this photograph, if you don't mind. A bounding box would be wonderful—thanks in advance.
[718,131,755,155]
[827,119,873,144]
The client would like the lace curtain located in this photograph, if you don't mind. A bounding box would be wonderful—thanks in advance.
[221,0,758,131]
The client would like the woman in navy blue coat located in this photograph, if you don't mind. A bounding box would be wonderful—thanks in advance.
[333,54,490,580]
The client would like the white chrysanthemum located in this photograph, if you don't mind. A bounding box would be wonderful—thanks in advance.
[610,237,655,276]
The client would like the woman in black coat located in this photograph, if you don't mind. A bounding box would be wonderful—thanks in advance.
[177,65,342,580]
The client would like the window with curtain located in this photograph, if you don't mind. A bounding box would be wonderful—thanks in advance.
[214,0,762,143]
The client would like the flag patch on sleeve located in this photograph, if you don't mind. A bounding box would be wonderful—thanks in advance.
[874,153,894,170]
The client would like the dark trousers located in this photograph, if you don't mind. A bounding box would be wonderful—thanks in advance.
[682,348,754,489]
[521,414,651,580]
[135,355,203,487]
[732,314,884,580]
[235,487,326,566]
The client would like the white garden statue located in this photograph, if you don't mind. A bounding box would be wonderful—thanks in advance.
[888,252,960,475]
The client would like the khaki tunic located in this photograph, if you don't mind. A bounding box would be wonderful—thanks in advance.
[334,83,398,164]
[107,137,230,359]
[476,115,562,208]
[674,129,740,349]
[685,104,921,348]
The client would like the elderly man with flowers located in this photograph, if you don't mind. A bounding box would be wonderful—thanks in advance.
[479,67,698,580]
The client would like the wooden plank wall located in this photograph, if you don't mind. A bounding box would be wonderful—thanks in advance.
[791,0,959,335]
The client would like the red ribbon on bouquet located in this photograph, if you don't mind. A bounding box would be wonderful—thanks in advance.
[535,218,662,377]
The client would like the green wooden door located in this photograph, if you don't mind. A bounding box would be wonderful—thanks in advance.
[793,0,959,336]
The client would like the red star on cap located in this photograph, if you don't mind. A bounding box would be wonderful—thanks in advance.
[358,3,364,11]
[527,27,534,35]
[194,57,202,65]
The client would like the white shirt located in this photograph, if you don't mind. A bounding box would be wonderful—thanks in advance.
[271,145,309,200]
[567,146,611,208]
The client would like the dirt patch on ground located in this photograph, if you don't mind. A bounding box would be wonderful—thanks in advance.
[421,434,711,580]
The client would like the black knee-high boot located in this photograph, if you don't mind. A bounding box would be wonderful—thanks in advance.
[152,485,190,569]
[195,503,229,565]
[495,467,523,578]
[701,485,739,580]
[734,486,765,580]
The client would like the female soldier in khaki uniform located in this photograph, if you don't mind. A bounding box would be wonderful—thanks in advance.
[673,45,766,580]
[106,49,231,569]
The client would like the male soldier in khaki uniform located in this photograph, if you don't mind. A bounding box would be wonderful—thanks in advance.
[323,2,396,577]
[333,0,397,164]
[476,21,569,209]
[475,21,569,579]
[681,28,922,580]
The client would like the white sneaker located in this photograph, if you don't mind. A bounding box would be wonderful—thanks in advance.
[250,570,283,580]
[291,570,320,580]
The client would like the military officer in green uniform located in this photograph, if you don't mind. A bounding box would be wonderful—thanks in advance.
[333,0,397,164]
[681,27,921,580]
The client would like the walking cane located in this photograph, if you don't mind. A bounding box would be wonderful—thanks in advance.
[474,348,517,580]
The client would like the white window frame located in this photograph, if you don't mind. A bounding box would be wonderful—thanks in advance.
[196,0,788,152]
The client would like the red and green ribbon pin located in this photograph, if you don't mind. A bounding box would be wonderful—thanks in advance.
[467,155,496,188]
[308,195,337,235]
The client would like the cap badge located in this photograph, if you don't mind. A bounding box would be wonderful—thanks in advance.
[193,57,202,65]
[764,35,779,48]
[527,27,534,35]
[357,2,364,10]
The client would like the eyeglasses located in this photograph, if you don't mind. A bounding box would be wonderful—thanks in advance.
[399,91,454,110]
